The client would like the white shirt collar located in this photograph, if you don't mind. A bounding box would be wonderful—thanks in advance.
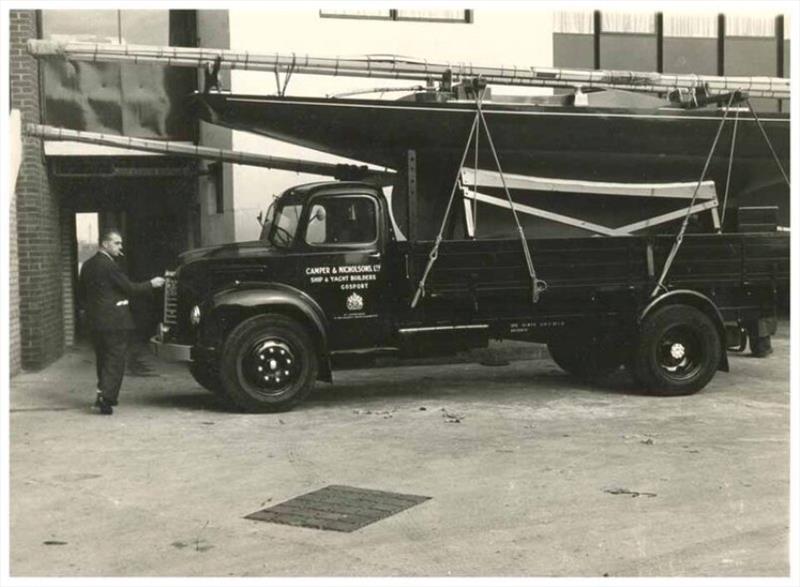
[99,249,114,261]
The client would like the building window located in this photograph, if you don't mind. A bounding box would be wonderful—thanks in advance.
[395,10,472,23]
[320,9,392,20]
[41,9,170,45]
[553,11,595,69]
[601,11,655,34]
[599,11,658,72]
[725,14,785,111]
[320,9,472,24]
[663,13,718,75]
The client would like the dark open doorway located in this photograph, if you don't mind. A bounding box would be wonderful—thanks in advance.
[58,156,198,343]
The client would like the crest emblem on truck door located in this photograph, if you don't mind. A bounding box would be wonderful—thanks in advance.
[346,293,364,311]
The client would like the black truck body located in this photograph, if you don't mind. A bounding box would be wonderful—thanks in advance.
[151,181,789,412]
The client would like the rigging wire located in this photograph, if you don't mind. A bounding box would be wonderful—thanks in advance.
[474,93,545,303]
[651,92,737,298]
[745,98,791,187]
[410,114,480,308]
[720,107,740,228]
[410,79,545,308]
[472,102,480,238]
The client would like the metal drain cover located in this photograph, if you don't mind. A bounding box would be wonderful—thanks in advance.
[245,485,431,532]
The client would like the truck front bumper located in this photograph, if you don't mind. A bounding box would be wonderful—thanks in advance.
[149,335,192,362]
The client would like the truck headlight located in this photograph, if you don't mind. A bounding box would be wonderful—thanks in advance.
[190,305,201,326]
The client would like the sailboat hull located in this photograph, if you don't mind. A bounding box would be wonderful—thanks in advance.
[196,93,791,236]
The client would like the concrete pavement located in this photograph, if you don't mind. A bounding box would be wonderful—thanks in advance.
[7,326,791,578]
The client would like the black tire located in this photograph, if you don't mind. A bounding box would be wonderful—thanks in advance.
[547,336,625,380]
[219,314,318,412]
[633,304,721,396]
[624,359,644,386]
[188,361,230,399]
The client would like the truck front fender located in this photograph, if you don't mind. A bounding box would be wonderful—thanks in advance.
[640,289,729,372]
[204,281,332,382]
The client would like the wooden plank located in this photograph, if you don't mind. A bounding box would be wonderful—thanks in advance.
[463,189,623,236]
[461,168,717,200]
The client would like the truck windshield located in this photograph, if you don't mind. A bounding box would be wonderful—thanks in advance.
[261,203,303,248]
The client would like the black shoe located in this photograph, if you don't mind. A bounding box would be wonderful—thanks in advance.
[94,395,114,415]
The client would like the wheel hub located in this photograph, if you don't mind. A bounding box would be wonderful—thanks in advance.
[670,343,686,360]
[657,326,702,380]
[245,339,298,392]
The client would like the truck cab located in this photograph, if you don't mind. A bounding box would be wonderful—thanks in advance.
[152,181,404,411]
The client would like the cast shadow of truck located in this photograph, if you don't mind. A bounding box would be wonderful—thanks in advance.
[144,358,711,415]
[309,364,679,410]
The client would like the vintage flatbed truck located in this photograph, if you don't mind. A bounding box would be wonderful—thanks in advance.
[150,180,789,412]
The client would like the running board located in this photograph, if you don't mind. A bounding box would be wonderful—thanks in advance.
[398,324,489,334]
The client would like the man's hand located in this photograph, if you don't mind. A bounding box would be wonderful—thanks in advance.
[150,277,165,288]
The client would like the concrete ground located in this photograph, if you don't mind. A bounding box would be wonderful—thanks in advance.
[7,325,791,578]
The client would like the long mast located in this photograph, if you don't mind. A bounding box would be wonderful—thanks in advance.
[27,40,791,100]
[25,124,395,183]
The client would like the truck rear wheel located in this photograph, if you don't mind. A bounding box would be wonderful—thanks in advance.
[633,304,720,396]
[220,314,318,412]
[547,336,624,380]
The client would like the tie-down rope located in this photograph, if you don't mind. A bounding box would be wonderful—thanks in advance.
[651,92,737,298]
[411,83,545,308]
[652,92,790,297]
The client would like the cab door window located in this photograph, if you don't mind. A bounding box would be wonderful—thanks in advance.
[305,196,377,246]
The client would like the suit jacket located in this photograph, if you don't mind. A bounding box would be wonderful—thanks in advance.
[79,252,153,331]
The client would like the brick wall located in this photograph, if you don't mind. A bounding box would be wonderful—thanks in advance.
[11,9,65,370]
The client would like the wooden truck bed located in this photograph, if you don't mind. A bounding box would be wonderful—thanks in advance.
[401,232,789,322]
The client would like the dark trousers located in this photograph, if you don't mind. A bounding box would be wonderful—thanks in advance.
[90,329,129,402]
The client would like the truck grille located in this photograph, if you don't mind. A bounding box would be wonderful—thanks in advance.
[163,270,178,326]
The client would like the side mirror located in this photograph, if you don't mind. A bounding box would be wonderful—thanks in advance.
[311,206,326,222]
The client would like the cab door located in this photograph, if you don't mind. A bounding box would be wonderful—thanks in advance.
[296,191,389,349]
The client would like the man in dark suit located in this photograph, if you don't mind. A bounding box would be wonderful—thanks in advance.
[78,229,165,415]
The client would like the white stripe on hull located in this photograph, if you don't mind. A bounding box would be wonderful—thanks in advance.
[226,97,789,124]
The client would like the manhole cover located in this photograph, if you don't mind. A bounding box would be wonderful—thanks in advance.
[245,485,431,532]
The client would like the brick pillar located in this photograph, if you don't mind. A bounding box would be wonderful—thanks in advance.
[61,209,77,347]
[11,9,65,369]
[9,131,22,375]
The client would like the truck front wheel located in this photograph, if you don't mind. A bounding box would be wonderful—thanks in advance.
[633,304,721,396]
[188,361,231,400]
[188,361,221,391]
[220,314,318,412]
